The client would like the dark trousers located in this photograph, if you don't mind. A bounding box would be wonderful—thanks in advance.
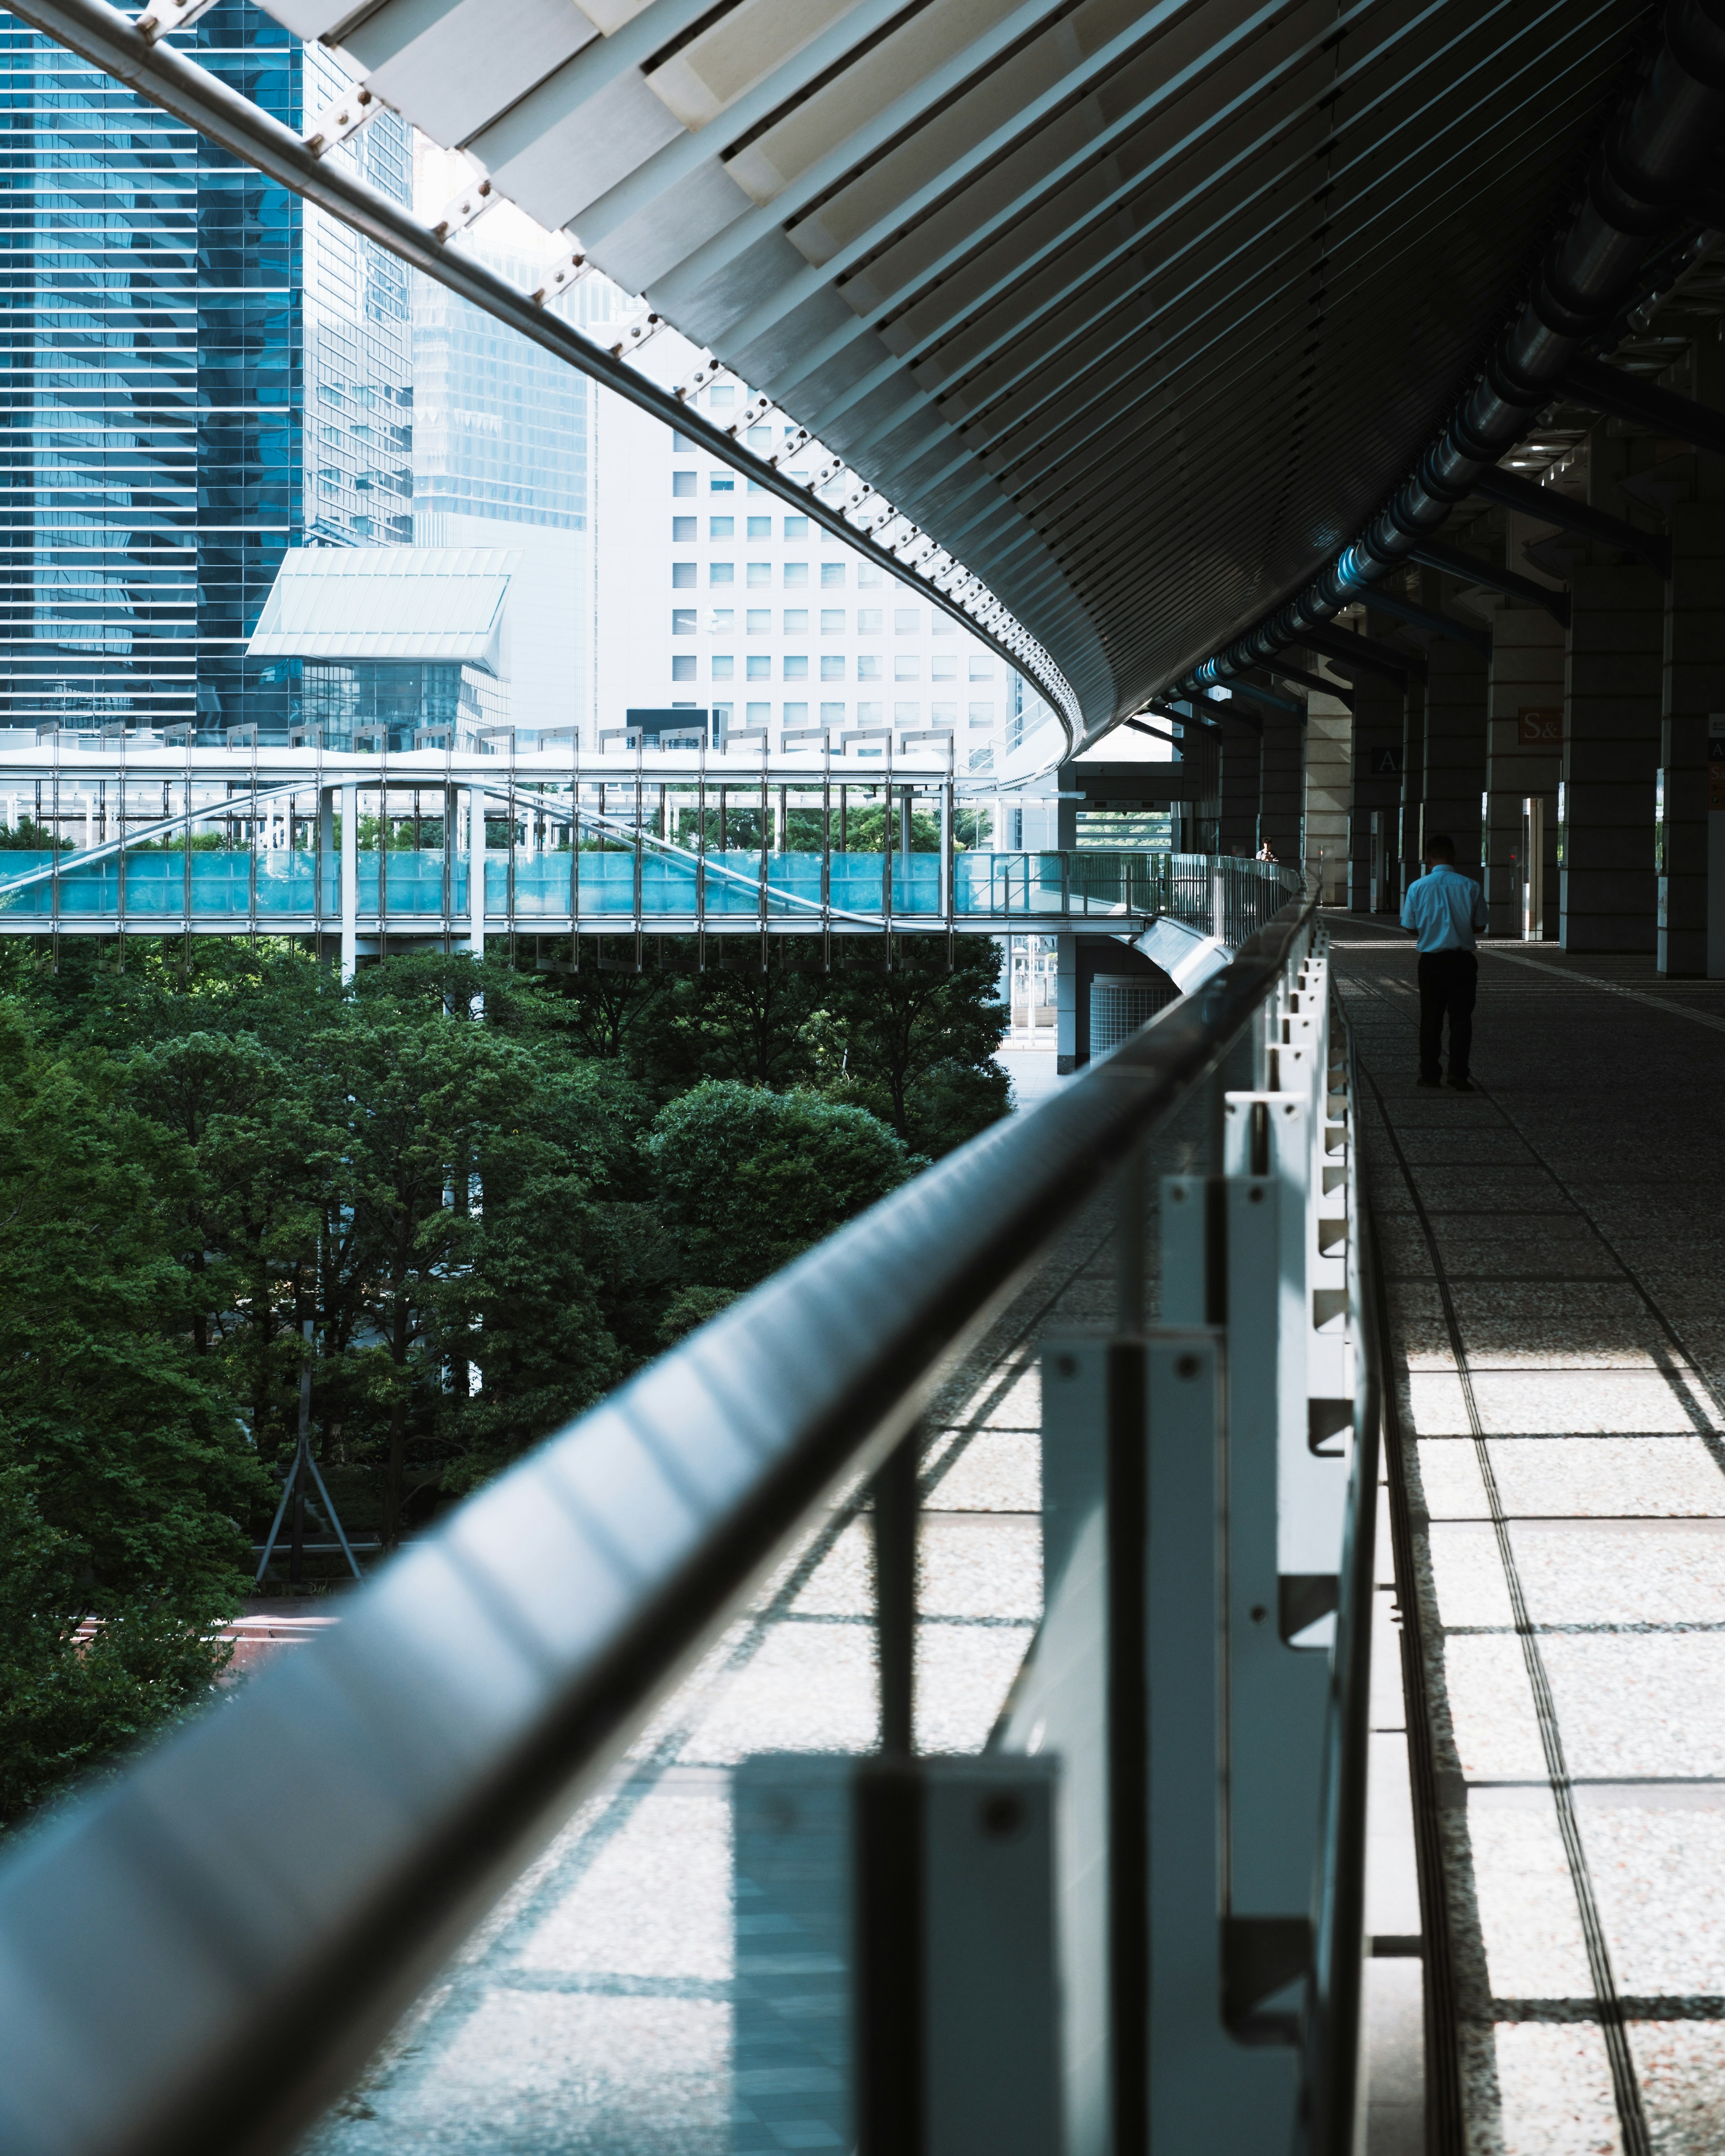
[1418,950,1477,1081]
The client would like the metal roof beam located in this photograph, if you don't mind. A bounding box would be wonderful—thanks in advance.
[1562,350,1725,456]
[1353,587,1491,659]
[1406,538,1570,626]
[1467,464,1670,576]
[1300,623,1424,686]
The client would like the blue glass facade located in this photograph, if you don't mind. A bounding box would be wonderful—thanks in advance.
[0,4,409,738]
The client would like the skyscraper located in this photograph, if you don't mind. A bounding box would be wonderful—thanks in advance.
[408,142,595,740]
[0,2,410,740]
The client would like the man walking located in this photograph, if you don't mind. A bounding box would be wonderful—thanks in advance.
[1400,833,1487,1091]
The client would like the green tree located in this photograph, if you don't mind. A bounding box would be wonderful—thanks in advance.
[805,937,1009,1154]
[647,1079,921,1288]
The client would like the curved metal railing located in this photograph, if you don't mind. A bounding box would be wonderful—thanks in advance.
[0,868,1376,2156]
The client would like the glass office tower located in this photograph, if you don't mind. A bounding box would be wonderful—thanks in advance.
[0,2,410,739]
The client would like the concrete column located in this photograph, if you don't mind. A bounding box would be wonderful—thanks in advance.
[1399,675,1425,891]
[339,781,358,983]
[464,786,485,956]
[1303,692,1350,901]
[1659,503,1725,974]
[1485,605,1565,938]
[1561,563,1664,951]
[1218,712,1261,855]
[1419,570,1489,871]
[1054,789,1078,1072]
[1258,716,1304,866]
[1346,665,1404,911]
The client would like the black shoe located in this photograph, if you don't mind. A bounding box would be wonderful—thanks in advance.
[1447,1077,1475,1092]
[1417,1075,1442,1087]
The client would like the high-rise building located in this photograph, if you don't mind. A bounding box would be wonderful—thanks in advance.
[408,143,596,741]
[0,2,410,740]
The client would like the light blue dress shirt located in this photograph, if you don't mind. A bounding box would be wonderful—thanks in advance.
[1400,864,1488,953]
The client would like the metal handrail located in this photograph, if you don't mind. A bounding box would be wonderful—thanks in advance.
[0,870,1325,2156]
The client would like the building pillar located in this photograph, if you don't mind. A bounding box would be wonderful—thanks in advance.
[1399,673,1425,890]
[1304,691,1350,902]
[1485,605,1565,938]
[1258,715,1304,867]
[1561,563,1664,951]
[339,780,358,983]
[1217,711,1261,855]
[1346,663,1403,911]
[1659,503,1725,975]
[1419,572,1489,873]
[1054,790,1078,1072]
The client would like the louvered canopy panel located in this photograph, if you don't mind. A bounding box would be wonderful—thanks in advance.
[267,0,1646,735]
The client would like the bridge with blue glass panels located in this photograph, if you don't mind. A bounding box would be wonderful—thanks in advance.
[0,745,1263,965]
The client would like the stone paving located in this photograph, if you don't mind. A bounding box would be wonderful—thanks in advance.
[1340,923,1725,2156]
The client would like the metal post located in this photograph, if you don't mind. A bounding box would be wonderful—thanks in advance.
[873,1430,918,1757]
[340,780,358,983]
[465,785,484,957]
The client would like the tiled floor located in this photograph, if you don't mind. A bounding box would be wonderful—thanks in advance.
[1340,924,1725,2156]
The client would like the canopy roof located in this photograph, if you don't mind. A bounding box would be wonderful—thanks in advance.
[260,0,1657,734]
[248,547,519,669]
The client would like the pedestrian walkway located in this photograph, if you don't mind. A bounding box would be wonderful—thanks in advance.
[1340,923,1725,2156]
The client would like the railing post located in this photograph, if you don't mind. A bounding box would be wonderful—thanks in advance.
[339,780,358,983]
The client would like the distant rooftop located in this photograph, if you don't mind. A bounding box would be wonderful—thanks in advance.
[247,548,521,672]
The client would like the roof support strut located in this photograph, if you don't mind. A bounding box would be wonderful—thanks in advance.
[1177,0,1725,696]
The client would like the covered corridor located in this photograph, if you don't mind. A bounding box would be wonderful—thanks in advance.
[1344,923,1725,2153]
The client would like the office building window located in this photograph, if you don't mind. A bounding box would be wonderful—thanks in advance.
[709,609,734,632]
[747,609,770,634]
[931,614,956,635]
[710,516,734,538]
[712,655,735,680]
[821,701,845,725]
[672,471,696,495]
[969,657,995,680]
[858,654,882,681]
[746,654,771,680]
[895,609,920,633]
[748,424,772,449]
[783,702,809,724]
[820,654,845,681]
[784,516,809,537]
[932,653,958,681]
[747,562,771,587]
[821,561,845,587]
[783,609,808,632]
[673,516,695,541]
[711,562,735,585]
[894,701,920,725]
[672,432,697,451]
[857,701,883,724]
[747,702,770,724]
[672,562,696,588]
[711,468,735,491]
[784,562,809,587]
[858,562,884,586]
[784,655,809,680]
[747,514,771,538]
[712,702,733,729]
[894,654,920,681]
[969,701,995,726]
[820,609,845,635]
[711,384,735,409]
[672,654,697,681]
[672,610,696,635]
[931,701,957,726]
[857,608,883,633]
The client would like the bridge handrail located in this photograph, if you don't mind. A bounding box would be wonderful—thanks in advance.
[0,865,1326,2156]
